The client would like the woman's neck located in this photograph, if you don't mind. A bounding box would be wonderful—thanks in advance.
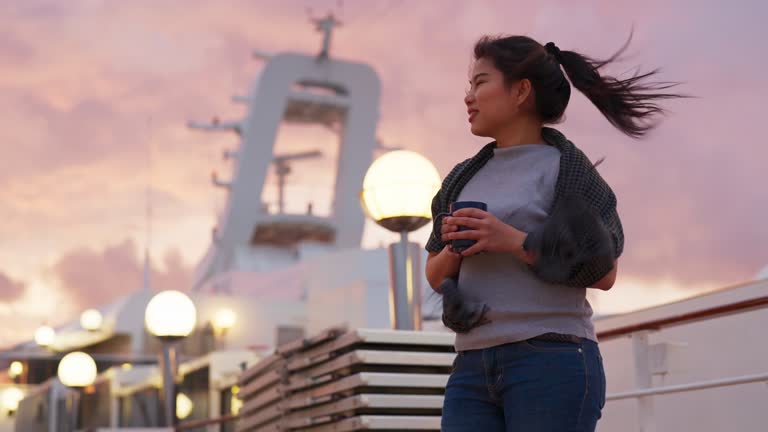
[494,118,543,148]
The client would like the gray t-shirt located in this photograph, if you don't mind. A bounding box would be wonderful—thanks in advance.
[454,143,597,351]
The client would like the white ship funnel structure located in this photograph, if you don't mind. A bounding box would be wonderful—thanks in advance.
[191,45,381,290]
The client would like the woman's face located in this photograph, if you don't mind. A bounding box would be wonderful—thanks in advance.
[465,57,528,138]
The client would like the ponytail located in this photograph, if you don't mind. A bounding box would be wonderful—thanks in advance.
[475,34,687,138]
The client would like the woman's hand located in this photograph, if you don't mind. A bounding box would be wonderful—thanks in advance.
[440,215,460,239]
[442,208,532,263]
[425,244,464,291]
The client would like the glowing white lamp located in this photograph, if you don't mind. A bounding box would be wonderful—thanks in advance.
[176,392,193,419]
[8,361,23,379]
[360,150,441,232]
[34,325,55,347]
[80,309,103,331]
[1,387,24,412]
[212,308,237,333]
[57,351,97,387]
[144,291,197,339]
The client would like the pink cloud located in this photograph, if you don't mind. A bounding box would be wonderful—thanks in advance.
[51,239,193,310]
[0,271,25,301]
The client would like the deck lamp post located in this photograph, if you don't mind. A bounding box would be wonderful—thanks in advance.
[360,150,441,330]
[145,290,197,427]
[57,351,97,429]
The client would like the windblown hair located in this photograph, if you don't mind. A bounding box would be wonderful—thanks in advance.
[473,33,686,138]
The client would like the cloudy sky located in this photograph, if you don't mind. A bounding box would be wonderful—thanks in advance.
[1,0,766,347]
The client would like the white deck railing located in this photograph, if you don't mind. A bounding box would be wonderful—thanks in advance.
[596,279,768,432]
[607,371,768,401]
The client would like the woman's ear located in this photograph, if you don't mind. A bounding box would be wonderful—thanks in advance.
[516,79,533,107]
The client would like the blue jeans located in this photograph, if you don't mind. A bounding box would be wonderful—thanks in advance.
[441,338,606,432]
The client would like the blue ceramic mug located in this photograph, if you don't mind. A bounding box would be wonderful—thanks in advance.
[449,201,487,253]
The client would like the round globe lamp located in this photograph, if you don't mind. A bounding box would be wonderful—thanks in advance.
[80,309,103,331]
[360,150,441,330]
[1,387,24,414]
[145,290,197,340]
[57,352,97,387]
[360,150,440,232]
[8,361,23,380]
[34,325,55,348]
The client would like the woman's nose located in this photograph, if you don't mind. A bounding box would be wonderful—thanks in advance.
[464,91,474,106]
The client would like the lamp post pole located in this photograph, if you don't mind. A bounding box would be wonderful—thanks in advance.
[57,351,97,431]
[160,339,178,427]
[360,150,440,332]
[144,290,197,428]
[388,230,422,330]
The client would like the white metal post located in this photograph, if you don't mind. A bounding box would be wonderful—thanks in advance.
[109,374,120,428]
[161,342,178,427]
[387,232,423,330]
[632,330,656,432]
[48,380,59,432]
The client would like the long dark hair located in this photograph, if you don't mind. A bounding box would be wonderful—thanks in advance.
[474,34,685,138]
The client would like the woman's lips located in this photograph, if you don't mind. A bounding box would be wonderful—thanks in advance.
[468,110,478,122]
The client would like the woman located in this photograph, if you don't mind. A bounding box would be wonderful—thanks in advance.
[425,35,683,431]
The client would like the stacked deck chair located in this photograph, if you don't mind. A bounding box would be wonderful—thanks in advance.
[236,325,456,431]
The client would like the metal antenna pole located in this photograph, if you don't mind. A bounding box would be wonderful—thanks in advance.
[144,117,153,292]
[312,13,342,59]
[272,151,322,214]
[275,161,290,214]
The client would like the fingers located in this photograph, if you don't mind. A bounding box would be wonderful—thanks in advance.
[441,223,458,235]
[444,216,484,229]
[442,230,481,242]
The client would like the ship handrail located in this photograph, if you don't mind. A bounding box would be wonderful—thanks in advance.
[607,371,768,401]
[596,294,768,340]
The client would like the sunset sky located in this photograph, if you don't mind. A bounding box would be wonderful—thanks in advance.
[1,0,766,347]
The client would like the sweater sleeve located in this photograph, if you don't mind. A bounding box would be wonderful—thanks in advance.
[563,170,624,288]
[425,188,446,253]
[598,184,624,259]
[424,159,472,253]
[526,145,624,288]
